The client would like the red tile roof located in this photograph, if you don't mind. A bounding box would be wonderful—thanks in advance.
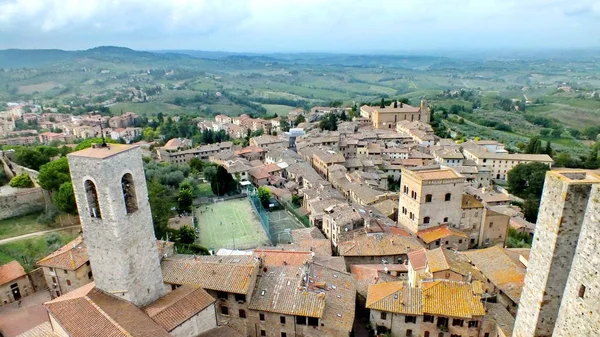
[0,260,27,286]
[144,286,215,331]
[37,236,88,271]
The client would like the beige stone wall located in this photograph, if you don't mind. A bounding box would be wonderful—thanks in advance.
[398,172,464,233]
[369,310,483,337]
[424,235,469,251]
[513,172,598,337]
[42,263,93,298]
[68,146,166,307]
[0,187,45,220]
[170,304,217,337]
[0,275,33,305]
[552,183,600,336]
[479,211,509,248]
[460,206,484,247]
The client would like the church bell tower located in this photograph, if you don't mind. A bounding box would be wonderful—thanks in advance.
[67,144,165,307]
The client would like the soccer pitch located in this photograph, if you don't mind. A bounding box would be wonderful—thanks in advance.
[195,198,270,251]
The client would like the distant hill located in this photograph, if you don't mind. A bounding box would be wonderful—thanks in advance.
[0,46,195,68]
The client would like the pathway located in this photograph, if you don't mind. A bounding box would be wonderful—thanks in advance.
[0,225,81,245]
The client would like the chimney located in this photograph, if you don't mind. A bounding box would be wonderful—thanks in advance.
[400,102,404,108]
[394,101,398,108]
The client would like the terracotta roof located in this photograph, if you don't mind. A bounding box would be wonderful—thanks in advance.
[161,255,258,294]
[408,249,427,270]
[485,302,516,336]
[366,282,422,315]
[0,305,54,337]
[421,280,486,318]
[45,283,171,337]
[462,246,526,303]
[143,286,215,331]
[253,250,313,266]
[338,234,423,257]
[37,236,88,271]
[461,194,483,209]
[411,168,462,181]
[248,266,326,318]
[68,144,136,159]
[291,227,326,241]
[366,280,485,318]
[0,260,27,286]
[417,225,469,244]
[424,248,450,272]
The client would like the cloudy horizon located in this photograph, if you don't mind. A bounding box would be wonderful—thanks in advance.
[0,0,599,53]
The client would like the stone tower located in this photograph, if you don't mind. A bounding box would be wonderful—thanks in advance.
[419,99,430,124]
[67,144,165,307]
[513,170,600,337]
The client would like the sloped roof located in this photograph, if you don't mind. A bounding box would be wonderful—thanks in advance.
[248,266,326,318]
[366,280,485,318]
[338,234,423,257]
[143,286,215,331]
[417,225,469,244]
[421,281,486,318]
[462,246,526,303]
[37,236,87,271]
[0,260,27,285]
[161,255,258,295]
[425,248,450,273]
[253,250,313,267]
[45,283,171,337]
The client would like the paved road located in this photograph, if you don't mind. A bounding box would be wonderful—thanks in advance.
[0,225,81,245]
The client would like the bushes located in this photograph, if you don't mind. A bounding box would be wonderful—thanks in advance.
[9,173,34,188]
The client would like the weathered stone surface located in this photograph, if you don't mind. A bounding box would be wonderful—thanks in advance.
[67,145,165,307]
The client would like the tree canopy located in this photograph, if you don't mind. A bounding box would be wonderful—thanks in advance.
[9,173,34,188]
[38,157,70,191]
[507,162,550,199]
[53,182,77,214]
[210,165,237,196]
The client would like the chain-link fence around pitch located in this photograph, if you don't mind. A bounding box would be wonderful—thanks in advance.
[247,187,272,242]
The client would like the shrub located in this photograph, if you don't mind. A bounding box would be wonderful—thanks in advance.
[9,173,34,188]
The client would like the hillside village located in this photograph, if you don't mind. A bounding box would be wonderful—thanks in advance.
[0,99,597,337]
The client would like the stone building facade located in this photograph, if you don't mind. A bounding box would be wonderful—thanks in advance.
[398,168,465,233]
[67,144,166,307]
[513,170,600,337]
[0,260,32,305]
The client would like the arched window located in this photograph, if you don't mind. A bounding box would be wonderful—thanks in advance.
[445,193,452,201]
[84,180,102,219]
[425,194,432,203]
[424,216,430,224]
[121,173,138,214]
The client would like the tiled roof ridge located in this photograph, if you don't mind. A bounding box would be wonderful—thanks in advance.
[84,294,133,337]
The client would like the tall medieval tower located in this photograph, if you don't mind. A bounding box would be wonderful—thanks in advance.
[513,170,600,337]
[67,144,165,307]
[419,99,430,124]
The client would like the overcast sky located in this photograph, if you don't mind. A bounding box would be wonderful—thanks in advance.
[0,0,599,52]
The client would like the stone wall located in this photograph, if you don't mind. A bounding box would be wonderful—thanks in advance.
[28,267,47,292]
[513,171,599,337]
[552,183,600,336]
[171,304,217,337]
[0,187,45,220]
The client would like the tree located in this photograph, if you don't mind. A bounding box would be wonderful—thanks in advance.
[523,198,541,223]
[189,157,204,174]
[257,186,272,208]
[38,157,70,191]
[178,225,196,244]
[380,98,385,108]
[147,178,173,239]
[545,141,553,157]
[9,173,34,188]
[210,165,237,196]
[525,137,543,154]
[74,138,117,151]
[177,188,194,214]
[53,182,77,214]
[583,146,599,169]
[203,165,217,182]
[14,147,49,171]
[294,114,306,125]
[507,162,550,198]
[319,113,338,131]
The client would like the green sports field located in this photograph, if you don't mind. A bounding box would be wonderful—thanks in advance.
[195,198,270,251]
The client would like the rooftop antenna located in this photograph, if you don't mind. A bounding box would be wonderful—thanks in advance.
[99,117,107,147]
